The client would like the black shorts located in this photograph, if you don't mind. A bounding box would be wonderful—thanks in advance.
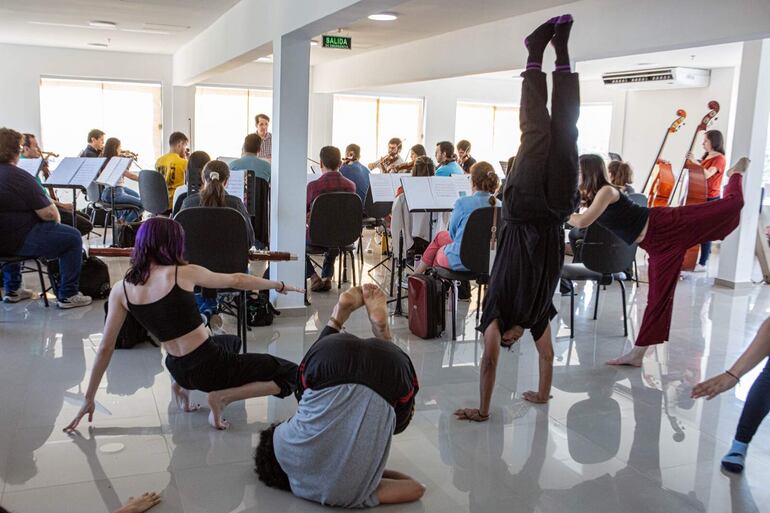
[165,335,297,398]
[297,326,419,434]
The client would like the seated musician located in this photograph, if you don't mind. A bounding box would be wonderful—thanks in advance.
[385,144,427,174]
[306,146,356,292]
[390,156,435,259]
[155,132,189,210]
[180,160,255,329]
[229,133,271,184]
[0,128,92,308]
[79,128,105,158]
[100,137,143,222]
[255,284,425,508]
[608,160,635,194]
[21,133,93,235]
[414,162,500,274]
[339,143,371,205]
[368,138,403,173]
[456,140,477,174]
[434,141,464,176]
[172,151,210,215]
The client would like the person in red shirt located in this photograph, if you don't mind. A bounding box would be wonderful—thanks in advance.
[306,146,356,292]
[687,130,727,272]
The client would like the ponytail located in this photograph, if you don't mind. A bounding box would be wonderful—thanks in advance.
[200,160,230,207]
[470,161,500,194]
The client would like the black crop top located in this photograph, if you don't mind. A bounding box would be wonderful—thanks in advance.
[596,192,650,245]
[124,266,203,342]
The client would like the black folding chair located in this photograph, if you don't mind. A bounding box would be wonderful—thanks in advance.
[86,182,143,244]
[248,175,270,248]
[0,256,49,307]
[561,222,638,339]
[307,193,363,291]
[174,207,251,352]
[434,206,501,340]
[139,170,170,216]
[361,187,393,271]
[172,191,188,217]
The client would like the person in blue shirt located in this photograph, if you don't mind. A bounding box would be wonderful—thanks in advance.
[229,133,271,184]
[415,161,500,274]
[339,143,370,205]
[434,141,464,177]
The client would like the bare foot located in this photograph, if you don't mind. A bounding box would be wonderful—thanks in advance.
[172,383,200,412]
[362,284,390,340]
[332,286,365,326]
[522,391,552,404]
[607,346,648,367]
[114,492,162,513]
[501,325,524,349]
[727,157,750,177]
[207,390,230,430]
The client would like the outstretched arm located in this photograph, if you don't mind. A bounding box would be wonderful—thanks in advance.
[64,284,127,431]
[692,317,770,399]
[180,264,303,295]
[376,470,425,504]
[568,186,618,228]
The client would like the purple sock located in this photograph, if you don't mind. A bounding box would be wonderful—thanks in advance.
[552,14,573,71]
[525,20,556,69]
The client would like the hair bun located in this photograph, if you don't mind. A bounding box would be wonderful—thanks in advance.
[209,171,220,181]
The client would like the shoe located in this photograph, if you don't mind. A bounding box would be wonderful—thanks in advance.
[57,292,93,309]
[310,275,325,292]
[320,278,333,292]
[721,440,748,473]
[693,264,707,273]
[3,288,35,303]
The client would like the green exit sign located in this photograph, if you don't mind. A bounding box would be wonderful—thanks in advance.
[322,35,352,50]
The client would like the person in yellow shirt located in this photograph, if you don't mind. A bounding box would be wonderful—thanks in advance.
[155,132,189,208]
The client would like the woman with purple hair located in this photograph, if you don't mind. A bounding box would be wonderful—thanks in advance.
[64,217,303,430]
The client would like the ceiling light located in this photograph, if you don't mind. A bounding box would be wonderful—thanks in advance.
[87,42,109,48]
[256,56,273,63]
[368,13,398,21]
[89,20,117,29]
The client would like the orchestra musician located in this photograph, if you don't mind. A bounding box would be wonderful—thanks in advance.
[368,138,403,173]
[21,133,93,235]
[456,140,477,174]
[101,137,143,223]
[79,129,105,158]
[386,144,427,173]
[434,141,464,176]
[339,144,371,205]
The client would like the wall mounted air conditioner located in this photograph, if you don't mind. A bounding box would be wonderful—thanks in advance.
[602,67,710,90]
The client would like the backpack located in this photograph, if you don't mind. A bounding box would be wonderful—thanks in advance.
[103,301,155,349]
[47,254,111,299]
[85,204,108,227]
[246,292,280,327]
[116,221,142,248]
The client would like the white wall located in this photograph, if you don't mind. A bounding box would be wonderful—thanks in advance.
[620,67,736,191]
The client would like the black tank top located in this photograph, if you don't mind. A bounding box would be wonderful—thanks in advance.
[124,266,203,342]
[596,191,649,245]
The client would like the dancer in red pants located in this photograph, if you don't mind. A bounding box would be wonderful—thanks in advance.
[569,154,749,366]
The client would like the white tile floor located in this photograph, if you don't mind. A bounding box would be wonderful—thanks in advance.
[1,242,769,513]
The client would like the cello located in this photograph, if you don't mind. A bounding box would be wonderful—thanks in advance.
[642,110,687,207]
[669,100,720,271]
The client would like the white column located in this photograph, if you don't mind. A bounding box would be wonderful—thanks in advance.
[716,39,770,288]
[269,34,311,310]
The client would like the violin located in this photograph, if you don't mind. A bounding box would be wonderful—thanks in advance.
[38,149,59,201]
[643,110,687,207]
[380,153,399,170]
[390,160,415,173]
[671,101,719,271]
[119,150,139,160]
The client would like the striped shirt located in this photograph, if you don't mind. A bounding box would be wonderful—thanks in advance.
[257,132,272,160]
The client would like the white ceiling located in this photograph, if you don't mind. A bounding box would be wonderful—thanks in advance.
[0,0,240,54]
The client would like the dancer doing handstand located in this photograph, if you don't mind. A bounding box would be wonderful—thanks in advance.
[64,217,303,431]
[255,284,424,508]
[456,14,580,422]
[569,154,748,366]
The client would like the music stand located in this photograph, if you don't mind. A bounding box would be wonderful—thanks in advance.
[96,157,133,244]
[45,157,106,229]
[18,158,43,177]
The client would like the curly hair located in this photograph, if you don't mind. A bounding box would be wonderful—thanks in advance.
[0,127,22,164]
[470,161,500,194]
[254,423,291,491]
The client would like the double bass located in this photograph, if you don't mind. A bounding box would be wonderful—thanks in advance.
[642,110,687,207]
[670,101,720,271]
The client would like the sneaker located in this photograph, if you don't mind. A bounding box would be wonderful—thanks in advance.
[693,264,707,273]
[3,288,35,303]
[57,292,93,309]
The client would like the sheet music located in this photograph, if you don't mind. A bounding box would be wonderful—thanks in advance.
[97,157,132,186]
[17,158,43,176]
[46,157,82,186]
[401,177,434,210]
[401,176,471,211]
[70,158,106,188]
[218,156,237,165]
[369,174,399,202]
[226,169,246,202]
[450,174,472,198]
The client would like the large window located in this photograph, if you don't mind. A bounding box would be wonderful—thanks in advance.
[332,95,424,167]
[40,78,162,167]
[455,102,520,174]
[577,103,613,156]
[195,86,272,159]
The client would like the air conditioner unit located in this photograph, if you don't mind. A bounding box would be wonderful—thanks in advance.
[602,67,710,90]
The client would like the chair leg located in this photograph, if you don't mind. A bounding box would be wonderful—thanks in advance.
[350,251,357,286]
[450,280,457,341]
[389,256,396,296]
[475,282,482,321]
[103,213,110,245]
[619,279,628,338]
[35,259,49,307]
[570,282,575,339]
[337,249,343,290]
[593,281,601,320]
